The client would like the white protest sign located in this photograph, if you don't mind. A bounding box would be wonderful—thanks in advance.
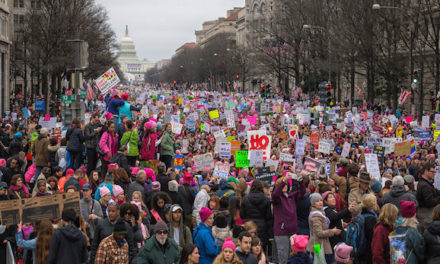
[38,117,57,129]
[193,153,214,171]
[265,159,279,171]
[171,122,183,135]
[365,153,381,181]
[226,110,235,128]
[280,152,295,163]
[203,123,210,133]
[249,149,264,167]
[214,130,226,139]
[181,139,189,154]
[219,142,231,160]
[247,130,272,160]
[213,162,230,179]
[95,67,120,94]
[296,139,305,156]
[341,142,351,158]
[382,138,396,154]
[435,166,440,190]
[422,115,430,128]
[318,141,331,154]
[171,115,180,124]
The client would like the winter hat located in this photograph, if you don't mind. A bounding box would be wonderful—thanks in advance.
[153,221,169,233]
[99,186,111,198]
[392,176,405,187]
[168,180,178,192]
[105,112,113,121]
[370,181,382,194]
[227,176,240,183]
[222,238,236,251]
[309,193,322,206]
[334,243,353,263]
[199,207,213,223]
[404,175,415,184]
[322,191,333,202]
[105,172,114,182]
[14,132,22,138]
[131,201,142,213]
[183,172,193,183]
[113,185,124,197]
[66,168,75,176]
[152,181,161,191]
[144,168,156,180]
[359,172,372,184]
[113,218,128,234]
[121,93,129,101]
[214,214,227,228]
[0,159,6,167]
[400,200,416,218]
[145,121,156,130]
[290,235,308,252]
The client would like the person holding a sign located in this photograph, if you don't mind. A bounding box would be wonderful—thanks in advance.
[272,171,306,264]
[160,123,175,169]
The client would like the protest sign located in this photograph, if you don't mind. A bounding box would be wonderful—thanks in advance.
[303,157,322,175]
[254,167,276,183]
[186,120,196,131]
[0,193,80,225]
[265,159,279,172]
[171,115,180,123]
[382,138,396,154]
[181,139,189,154]
[202,123,210,133]
[318,141,331,154]
[422,115,430,128]
[209,109,220,120]
[219,142,231,160]
[366,137,383,150]
[280,152,295,163]
[193,153,214,171]
[435,130,440,141]
[250,150,264,167]
[296,139,305,156]
[231,140,241,155]
[35,100,45,111]
[214,130,226,138]
[247,130,272,160]
[173,155,184,169]
[95,67,120,94]
[435,166,440,190]
[394,141,411,156]
[226,110,235,128]
[341,142,351,158]
[309,134,319,149]
[236,150,250,168]
[288,125,297,139]
[373,146,385,166]
[171,122,183,135]
[38,117,57,129]
[417,131,431,141]
[213,162,230,179]
[365,153,381,181]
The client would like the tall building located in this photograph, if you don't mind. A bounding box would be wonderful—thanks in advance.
[0,0,10,115]
[117,26,155,83]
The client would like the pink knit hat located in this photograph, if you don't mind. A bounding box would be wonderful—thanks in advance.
[152,181,161,191]
[0,159,7,167]
[145,121,156,130]
[144,168,156,180]
[222,238,236,251]
[334,243,353,263]
[199,207,213,223]
[110,88,118,96]
[290,235,308,253]
[105,112,113,121]
[99,186,111,197]
[113,185,124,197]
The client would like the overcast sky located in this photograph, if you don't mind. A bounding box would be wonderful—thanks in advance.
[95,0,245,62]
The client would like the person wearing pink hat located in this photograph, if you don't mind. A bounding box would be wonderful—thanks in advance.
[287,235,311,264]
[139,121,158,162]
[112,184,125,205]
[212,238,242,264]
[193,207,219,264]
[98,186,112,217]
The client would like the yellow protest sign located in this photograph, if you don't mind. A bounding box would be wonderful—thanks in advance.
[209,110,220,120]
[434,130,440,141]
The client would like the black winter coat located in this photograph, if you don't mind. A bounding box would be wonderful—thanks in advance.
[178,184,195,216]
[84,123,101,149]
[416,178,440,208]
[240,192,272,241]
[8,138,23,157]
[355,209,378,264]
[46,224,87,264]
[423,220,440,264]
[157,173,169,193]
[324,206,351,248]
[66,127,85,152]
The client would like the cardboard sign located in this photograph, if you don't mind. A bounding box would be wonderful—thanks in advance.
[394,141,411,156]
[250,150,264,167]
[171,122,183,135]
[173,155,184,169]
[341,142,351,158]
[219,142,231,160]
[193,153,214,171]
[318,141,331,154]
[296,139,306,156]
[236,150,250,168]
[254,167,276,183]
[247,130,272,160]
[95,67,120,94]
[365,153,381,181]
[0,193,80,225]
[213,162,230,179]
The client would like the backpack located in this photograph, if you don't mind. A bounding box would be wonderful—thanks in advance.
[345,213,375,257]
[139,134,151,160]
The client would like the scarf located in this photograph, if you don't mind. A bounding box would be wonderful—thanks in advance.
[9,184,29,197]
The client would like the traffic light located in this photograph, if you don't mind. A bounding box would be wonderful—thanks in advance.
[326,90,332,105]
[235,74,240,79]
[325,83,332,90]
[413,69,419,84]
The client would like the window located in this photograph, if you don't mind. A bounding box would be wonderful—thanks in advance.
[31,0,41,8]
[13,30,23,41]
[253,4,259,15]
[0,17,7,37]
[261,3,266,14]
[13,14,24,25]
[13,0,24,8]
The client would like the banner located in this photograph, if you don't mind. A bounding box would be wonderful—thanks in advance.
[193,153,214,171]
[236,150,250,168]
[254,167,276,183]
[95,67,120,94]
[394,141,411,156]
[247,130,272,160]
[0,192,80,225]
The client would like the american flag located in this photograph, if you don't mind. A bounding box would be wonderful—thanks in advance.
[398,89,411,105]
[86,82,95,100]
[356,85,363,95]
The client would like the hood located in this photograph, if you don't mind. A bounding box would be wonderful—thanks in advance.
[220,181,233,191]
[48,144,60,152]
[248,192,266,204]
[390,185,406,197]
[428,220,440,235]
[169,204,184,227]
[59,225,84,241]
[212,226,231,239]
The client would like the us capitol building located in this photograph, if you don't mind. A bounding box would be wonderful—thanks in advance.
[117,26,155,83]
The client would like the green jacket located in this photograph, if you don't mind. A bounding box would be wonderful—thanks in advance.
[121,130,139,157]
[160,131,174,156]
[30,132,39,155]
[168,204,193,251]
[137,237,179,264]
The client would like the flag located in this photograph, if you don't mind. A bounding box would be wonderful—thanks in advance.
[86,82,94,100]
[398,89,411,105]
[355,85,363,95]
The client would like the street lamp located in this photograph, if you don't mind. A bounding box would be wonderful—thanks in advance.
[372,4,401,10]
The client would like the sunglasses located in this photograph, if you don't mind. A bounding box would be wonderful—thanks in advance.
[156,230,168,235]
[124,211,132,216]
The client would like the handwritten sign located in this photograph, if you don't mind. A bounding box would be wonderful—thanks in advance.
[296,139,305,156]
[341,142,351,158]
[209,109,220,120]
[213,162,230,179]
[365,153,381,181]
[193,153,214,171]
[171,122,183,135]
[236,150,250,168]
[248,130,272,160]
[250,150,264,167]
[95,67,120,94]
[318,141,331,154]
[219,142,231,160]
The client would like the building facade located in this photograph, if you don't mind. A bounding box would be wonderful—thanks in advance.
[117,26,155,83]
[0,0,10,115]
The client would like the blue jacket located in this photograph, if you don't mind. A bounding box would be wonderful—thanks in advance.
[193,222,219,264]
[15,231,36,264]
[118,101,132,123]
[107,98,124,115]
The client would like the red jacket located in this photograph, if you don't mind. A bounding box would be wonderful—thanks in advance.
[140,132,157,161]
[371,222,393,264]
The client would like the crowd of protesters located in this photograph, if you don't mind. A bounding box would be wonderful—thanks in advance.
[0,86,440,264]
